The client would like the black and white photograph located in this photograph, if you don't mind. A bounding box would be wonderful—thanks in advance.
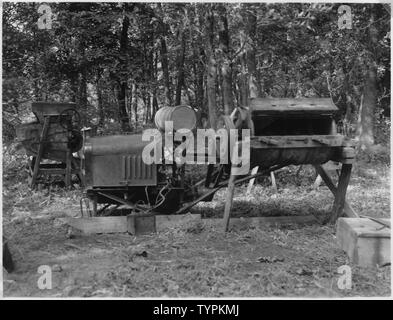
[1,1,391,300]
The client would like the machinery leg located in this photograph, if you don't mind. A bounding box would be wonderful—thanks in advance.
[270,171,278,194]
[72,157,84,187]
[205,164,215,187]
[246,166,259,195]
[314,165,358,219]
[65,149,72,189]
[92,194,98,217]
[331,163,352,222]
[31,117,50,188]
[223,171,236,232]
[313,174,323,190]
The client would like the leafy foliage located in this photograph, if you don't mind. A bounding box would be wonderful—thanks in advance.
[2,3,390,143]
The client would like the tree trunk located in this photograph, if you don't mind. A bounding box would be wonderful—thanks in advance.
[175,31,186,105]
[117,81,130,131]
[97,78,104,127]
[358,63,377,147]
[118,13,131,132]
[239,50,248,107]
[133,83,138,127]
[152,50,159,119]
[160,36,172,106]
[217,4,234,115]
[152,94,158,119]
[357,11,378,148]
[245,5,261,99]
[142,90,150,124]
[205,9,217,129]
[195,53,205,112]
[193,9,205,113]
[157,2,173,106]
[78,70,88,126]
[70,73,78,103]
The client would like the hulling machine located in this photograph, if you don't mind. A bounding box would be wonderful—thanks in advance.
[16,102,83,188]
[78,98,355,231]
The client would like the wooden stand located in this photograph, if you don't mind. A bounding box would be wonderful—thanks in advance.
[30,115,79,189]
[313,161,340,190]
[246,166,277,195]
[223,174,236,232]
[314,164,357,221]
[223,162,357,232]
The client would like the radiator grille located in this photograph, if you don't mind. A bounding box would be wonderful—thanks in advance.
[121,155,156,184]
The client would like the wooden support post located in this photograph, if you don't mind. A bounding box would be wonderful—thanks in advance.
[314,164,356,220]
[65,149,72,189]
[313,162,340,190]
[331,163,352,222]
[223,171,236,232]
[313,174,323,190]
[246,166,259,195]
[92,194,98,217]
[270,171,278,194]
[72,157,84,187]
[31,116,50,188]
[205,164,215,187]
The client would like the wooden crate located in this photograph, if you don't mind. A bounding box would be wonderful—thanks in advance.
[337,218,390,267]
[66,213,201,235]
[127,215,156,235]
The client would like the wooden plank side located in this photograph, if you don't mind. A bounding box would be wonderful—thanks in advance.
[337,218,391,267]
[156,213,201,232]
[67,216,127,234]
[208,215,317,229]
[250,98,337,114]
[66,214,319,235]
[31,117,51,188]
[67,214,202,234]
[357,237,390,267]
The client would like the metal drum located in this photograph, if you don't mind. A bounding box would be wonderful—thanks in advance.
[155,105,197,131]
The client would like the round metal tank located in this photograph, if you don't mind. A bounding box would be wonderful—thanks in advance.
[155,105,197,131]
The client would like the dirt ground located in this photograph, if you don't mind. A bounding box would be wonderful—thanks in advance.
[2,162,391,297]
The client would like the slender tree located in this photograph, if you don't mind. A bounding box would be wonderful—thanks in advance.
[205,6,218,128]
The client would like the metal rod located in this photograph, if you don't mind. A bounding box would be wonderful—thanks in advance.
[176,164,286,215]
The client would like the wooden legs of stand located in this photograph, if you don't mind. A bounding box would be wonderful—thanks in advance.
[223,163,354,231]
[223,173,236,232]
[65,150,72,189]
[247,166,277,195]
[223,166,278,232]
[246,166,259,195]
[331,163,353,222]
[30,116,78,190]
[314,164,356,222]
[31,117,50,188]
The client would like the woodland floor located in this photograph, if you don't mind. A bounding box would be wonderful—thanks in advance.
[2,155,391,298]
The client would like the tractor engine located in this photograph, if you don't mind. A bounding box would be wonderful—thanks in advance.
[81,105,197,216]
